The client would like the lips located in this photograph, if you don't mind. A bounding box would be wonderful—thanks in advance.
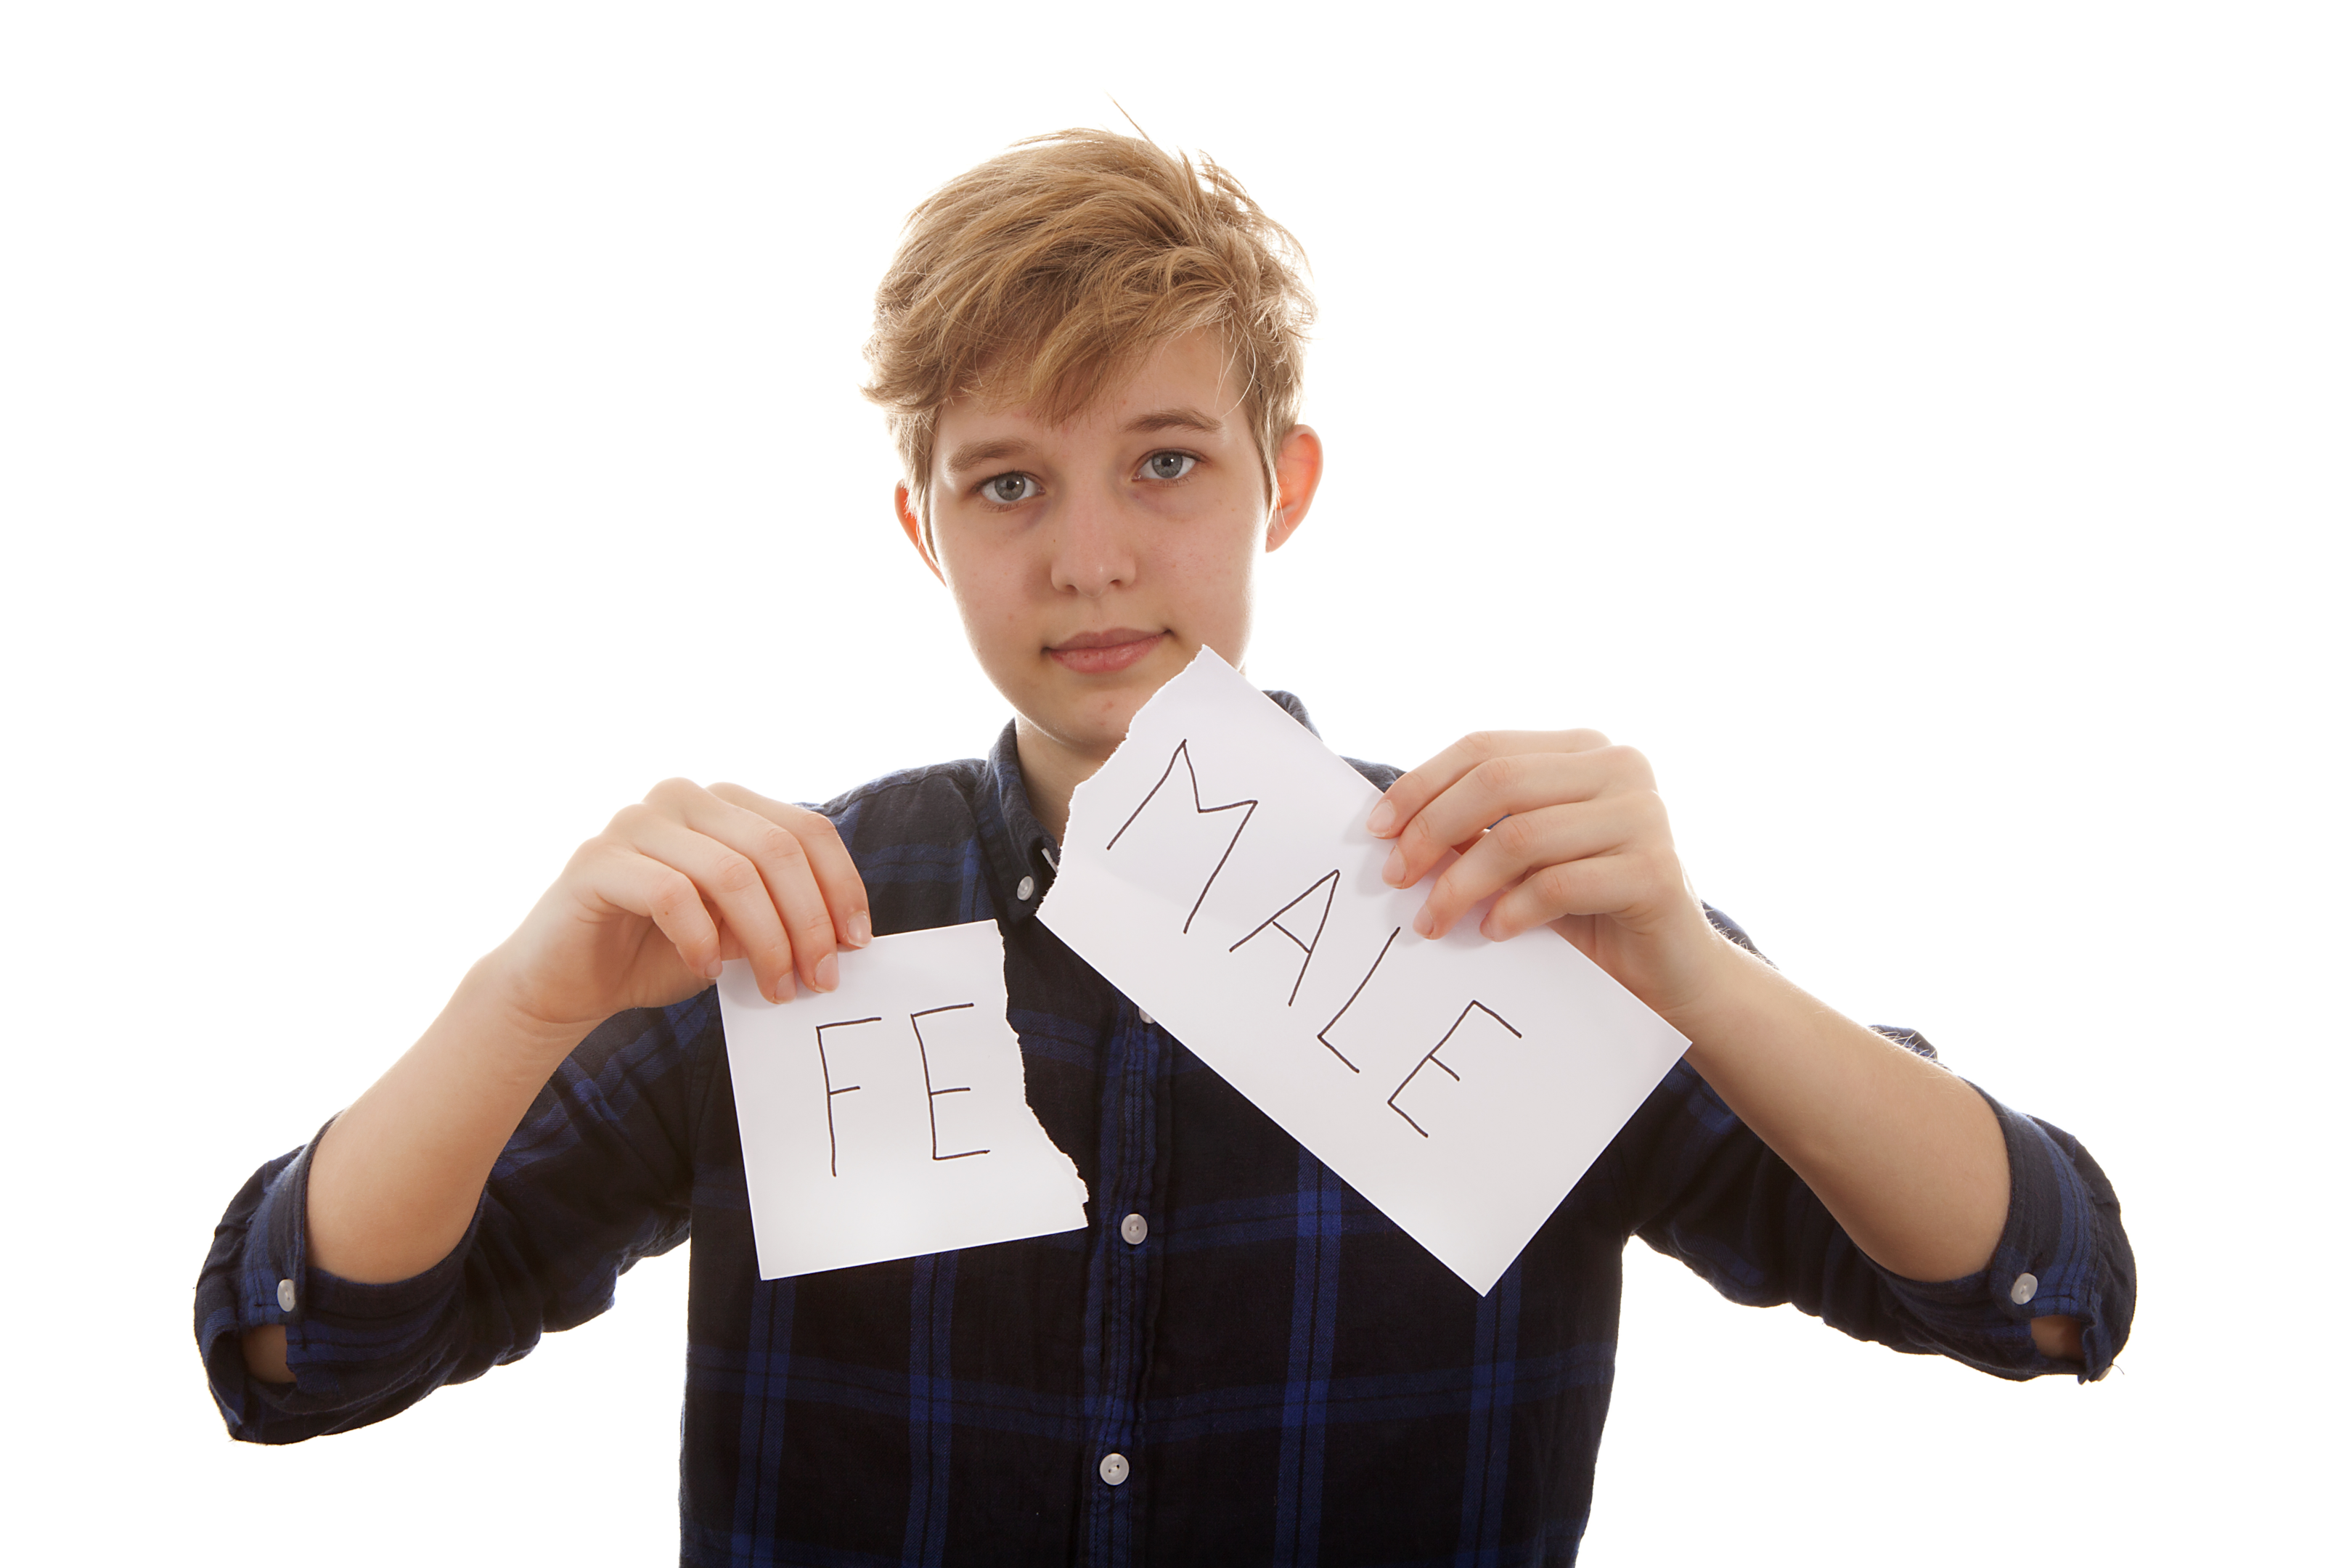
[1048,628,1164,675]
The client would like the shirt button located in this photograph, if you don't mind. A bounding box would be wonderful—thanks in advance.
[1137,1009,1153,1027]
[1120,1212,1149,1246]
[277,1278,297,1312]
[1016,875,1036,902]
[1098,1452,1131,1486]
[2009,1271,2039,1306]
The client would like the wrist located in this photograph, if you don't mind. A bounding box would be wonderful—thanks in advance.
[445,951,600,1084]
[1637,907,1768,1043]
[1649,927,1778,1058]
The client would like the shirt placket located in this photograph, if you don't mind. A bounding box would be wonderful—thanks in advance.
[1079,1000,1164,1567]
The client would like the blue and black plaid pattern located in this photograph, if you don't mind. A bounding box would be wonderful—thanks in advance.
[197,694,2136,1565]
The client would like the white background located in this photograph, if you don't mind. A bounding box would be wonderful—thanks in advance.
[3,4,2343,1562]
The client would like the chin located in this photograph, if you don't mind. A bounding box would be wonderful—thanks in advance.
[1031,680,1153,756]
[1081,690,1154,748]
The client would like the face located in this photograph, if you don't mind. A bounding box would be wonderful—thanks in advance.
[897,328,1322,800]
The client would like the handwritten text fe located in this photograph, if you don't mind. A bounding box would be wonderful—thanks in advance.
[718,921,1088,1281]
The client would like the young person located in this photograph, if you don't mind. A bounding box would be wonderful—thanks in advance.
[198,130,2133,1564]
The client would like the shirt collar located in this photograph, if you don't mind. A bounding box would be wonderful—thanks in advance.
[977,690,1320,929]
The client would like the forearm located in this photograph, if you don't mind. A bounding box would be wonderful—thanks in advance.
[1653,935,2083,1359]
[1665,938,2008,1284]
[303,954,590,1285]
[240,955,584,1385]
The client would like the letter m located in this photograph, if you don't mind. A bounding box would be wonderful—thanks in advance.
[1105,739,1259,934]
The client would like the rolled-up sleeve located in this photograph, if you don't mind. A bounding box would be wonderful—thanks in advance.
[1872,1090,2135,1382]
[195,991,717,1442]
[1620,1056,2134,1385]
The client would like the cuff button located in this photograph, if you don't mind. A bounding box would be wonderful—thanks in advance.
[277,1278,298,1312]
[2008,1271,2038,1306]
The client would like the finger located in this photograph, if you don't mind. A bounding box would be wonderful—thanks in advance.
[1367,728,1612,844]
[581,840,727,984]
[612,803,800,1002]
[1384,746,1645,891]
[655,785,845,996]
[1413,796,1654,939]
[1482,852,1659,943]
[710,783,871,951]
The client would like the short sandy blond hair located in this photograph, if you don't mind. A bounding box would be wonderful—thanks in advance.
[863,128,1314,526]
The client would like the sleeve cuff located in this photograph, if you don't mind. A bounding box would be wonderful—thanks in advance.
[1874,1084,2136,1384]
[197,1116,482,1440]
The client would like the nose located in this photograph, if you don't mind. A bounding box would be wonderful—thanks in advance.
[1048,486,1138,598]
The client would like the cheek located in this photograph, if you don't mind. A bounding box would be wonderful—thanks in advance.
[941,549,1031,634]
[961,595,1032,665]
[1155,518,1260,618]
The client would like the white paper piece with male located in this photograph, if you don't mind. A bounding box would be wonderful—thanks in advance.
[1037,650,1691,1294]
[717,921,1090,1280]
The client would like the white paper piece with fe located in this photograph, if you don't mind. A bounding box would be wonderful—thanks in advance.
[718,920,1090,1280]
[1039,649,1690,1294]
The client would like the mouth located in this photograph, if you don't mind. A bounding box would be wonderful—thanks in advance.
[1046,628,1165,675]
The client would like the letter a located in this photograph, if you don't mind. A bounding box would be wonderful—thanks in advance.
[1229,869,1341,1005]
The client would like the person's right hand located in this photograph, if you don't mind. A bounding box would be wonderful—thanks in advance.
[480,780,872,1045]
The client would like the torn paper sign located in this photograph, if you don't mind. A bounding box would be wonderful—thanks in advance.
[718,920,1089,1280]
[1038,649,1689,1295]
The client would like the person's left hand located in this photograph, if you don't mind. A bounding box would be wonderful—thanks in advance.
[1365,729,1730,1021]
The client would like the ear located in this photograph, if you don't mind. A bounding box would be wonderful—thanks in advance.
[1265,425,1323,553]
[895,483,944,583]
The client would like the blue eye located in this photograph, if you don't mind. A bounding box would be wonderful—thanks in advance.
[1141,452,1196,481]
[983,473,1040,505]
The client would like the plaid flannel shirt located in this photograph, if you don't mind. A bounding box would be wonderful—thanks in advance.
[197,693,2135,1566]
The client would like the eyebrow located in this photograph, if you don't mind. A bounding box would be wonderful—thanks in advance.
[1124,406,1225,436]
[940,437,1032,477]
[939,407,1228,479]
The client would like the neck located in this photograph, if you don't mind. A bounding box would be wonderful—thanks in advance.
[1011,717,1110,844]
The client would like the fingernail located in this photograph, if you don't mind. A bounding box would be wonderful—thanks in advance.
[814,952,839,992]
[1366,799,1397,836]
[772,974,796,1003]
[1382,845,1406,886]
[1413,906,1438,939]
[703,957,725,980]
[849,912,872,948]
